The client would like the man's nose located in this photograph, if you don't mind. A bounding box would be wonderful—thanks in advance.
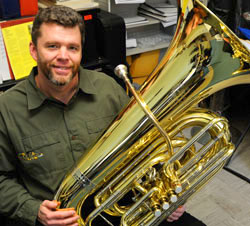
[57,47,69,59]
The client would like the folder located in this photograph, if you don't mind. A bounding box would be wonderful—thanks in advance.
[19,0,38,17]
[0,17,35,80]
[0,0,20,19]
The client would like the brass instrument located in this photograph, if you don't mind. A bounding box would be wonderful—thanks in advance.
[54,0,250,225]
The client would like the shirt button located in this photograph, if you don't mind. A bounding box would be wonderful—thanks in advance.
[72,135,77,140]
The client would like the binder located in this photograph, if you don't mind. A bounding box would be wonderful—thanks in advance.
[0,0,20,19]
[19,0,38,17]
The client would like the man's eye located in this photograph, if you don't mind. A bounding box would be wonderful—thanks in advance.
[69,46,79,51]
[48,45,58,49]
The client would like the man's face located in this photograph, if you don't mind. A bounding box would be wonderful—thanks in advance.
[30,23,82,86]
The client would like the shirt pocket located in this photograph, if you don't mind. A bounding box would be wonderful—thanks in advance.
[19,130,65,176]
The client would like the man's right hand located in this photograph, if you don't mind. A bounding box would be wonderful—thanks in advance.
[38,200,80,226]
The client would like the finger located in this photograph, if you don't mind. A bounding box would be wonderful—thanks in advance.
[167,215,179,222]
[166,206,186,222]
[50,209,77,220]
[42,200,60,210]
[56,208,76,213]
[48,215,80,226]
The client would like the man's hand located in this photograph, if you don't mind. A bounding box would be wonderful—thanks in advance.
[38,200,80,226]
[167,205,186,222]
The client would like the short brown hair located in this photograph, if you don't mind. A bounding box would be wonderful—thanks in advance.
[32,5,85,46]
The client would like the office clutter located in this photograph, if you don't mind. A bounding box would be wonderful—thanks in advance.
[0,0,175,90]
[97,0,177,57]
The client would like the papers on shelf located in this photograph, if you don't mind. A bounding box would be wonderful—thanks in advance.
[126,38,137,48]
[161,20,177,28]
[138,3,177,26]
[139,10,177,22]
[115,0,145,4]
[124,16,148,26]
[139,3,177,16]
[0,28,11,82]
[38,0,99,10]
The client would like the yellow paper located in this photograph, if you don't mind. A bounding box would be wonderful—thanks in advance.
[2,22,37,80]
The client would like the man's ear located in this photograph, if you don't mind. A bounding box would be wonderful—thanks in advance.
[29,41,38,61]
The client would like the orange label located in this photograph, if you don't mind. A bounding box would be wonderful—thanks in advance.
[84,15,93,21]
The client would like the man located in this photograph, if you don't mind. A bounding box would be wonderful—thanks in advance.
[0,6,203,226]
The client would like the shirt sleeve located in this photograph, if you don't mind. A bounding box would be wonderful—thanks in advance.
[0,112,42,226]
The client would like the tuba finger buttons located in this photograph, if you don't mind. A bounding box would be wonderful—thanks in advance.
[160,197,170,210]
[154,208,162,217]
[175,184,182,194]
[170,194,178,203]
[162,201,170,210]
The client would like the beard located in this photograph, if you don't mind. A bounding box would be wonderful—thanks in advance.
[37,55,79,87]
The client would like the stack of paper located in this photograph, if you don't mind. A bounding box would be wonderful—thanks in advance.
[0,28,9,83]
[138,3,178,27]
[124,16,148,26]
[38,0,99,10]
[115,0,145,4]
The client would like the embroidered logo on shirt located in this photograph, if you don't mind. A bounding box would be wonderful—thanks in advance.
[18,152,43,161]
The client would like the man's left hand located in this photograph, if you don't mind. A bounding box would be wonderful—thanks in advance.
[167,205,186,222]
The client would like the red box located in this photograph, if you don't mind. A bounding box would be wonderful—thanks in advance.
[19,0,38,17]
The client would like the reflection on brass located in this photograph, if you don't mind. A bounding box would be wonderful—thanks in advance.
[54,1,250,226]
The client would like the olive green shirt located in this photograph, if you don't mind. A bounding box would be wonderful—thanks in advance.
[0,66,129,225]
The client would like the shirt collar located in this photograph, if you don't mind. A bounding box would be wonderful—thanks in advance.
[78,66,98,95]
[26,66,98,110]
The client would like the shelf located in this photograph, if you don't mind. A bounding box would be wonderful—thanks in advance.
[126,39,171,56]
[126,22,175,56]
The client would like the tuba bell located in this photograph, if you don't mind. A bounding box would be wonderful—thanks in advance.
[54,0,250,225]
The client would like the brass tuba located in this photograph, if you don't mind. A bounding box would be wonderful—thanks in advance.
[54,0,250,225]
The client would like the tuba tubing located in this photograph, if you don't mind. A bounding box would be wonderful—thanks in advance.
[54,1,250,225]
